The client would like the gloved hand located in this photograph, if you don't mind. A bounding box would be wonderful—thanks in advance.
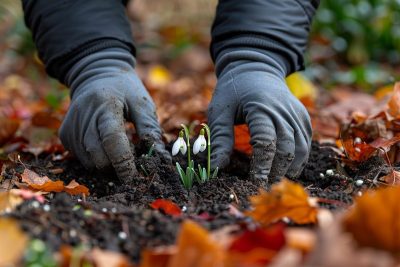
[60,47,170,182]
[208,50,312,181]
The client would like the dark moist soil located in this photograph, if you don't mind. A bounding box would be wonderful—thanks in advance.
[5,141,389,262]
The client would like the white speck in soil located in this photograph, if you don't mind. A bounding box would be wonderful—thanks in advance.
[182,206,187,212]
[77,198,82,203]
[325,169,334,176]
[118,232,127,240]
[355,179,364,186]
[43,204,50,212]
[319,173,325,178]
[111,207,117,213]
[354,137,362,144]
[69,229,77,238]
[108,182,114,187]
[31,201,40,209]
[282,217,290,223]
[101,208,108,213]
[357,191,363,196]
[229,194,234,200]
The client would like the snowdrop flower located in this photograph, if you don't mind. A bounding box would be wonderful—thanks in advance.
[172,131,187,156]
[193,129,207,154]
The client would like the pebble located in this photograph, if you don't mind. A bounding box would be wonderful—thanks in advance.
[357,191,363,197]
[69,229,77,238]
[108,182,114,187]
[354,137,362,144]
[319,173,325,178]
[101,208,108,213]
[355,179,364,186]
[229,194,235,200]
[182,206,187,212]
[43,204,51,212]
[77,199,82,203]
[111,207,117,213]
[31,201,40,209]
[325,169,334,176]
[118,231,127,240]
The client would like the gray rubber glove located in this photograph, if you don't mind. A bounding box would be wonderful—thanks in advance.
[208,50,312,181]
[60,48,170,182]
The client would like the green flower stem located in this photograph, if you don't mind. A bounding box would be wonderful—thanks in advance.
[181,124,191,164]
[201,123,211,178]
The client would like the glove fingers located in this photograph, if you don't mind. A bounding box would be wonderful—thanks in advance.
[98,102,138,182]
[60,110,95,170]
[286,129,310,179]
[208,101,235,170]
[268,129,295,183]
[84,122,111,169]
[245,109,277,180]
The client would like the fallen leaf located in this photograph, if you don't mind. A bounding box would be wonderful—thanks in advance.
[141,246,176,267]
[0,118,20,146]
[226,224,286,267]
[32,111,62,130]
[286,72,317,102]
[0,218,28,266]
[387,82,400,118]
[64,180,90,196]
[234,125,252,155]
[150,199,181,217]
[20,169,89,196]
[369,135,400,152]
[285,228,316,253]
[247,179,318,226]
[166,220,225,267]
[342,186,400,253]
[90,248,134,267]
[380,170,400,185]
[0,191,23,213]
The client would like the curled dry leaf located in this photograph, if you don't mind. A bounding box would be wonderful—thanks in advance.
[20,168,89,196]
[0,218,28,266]
[150,199,181,217]
[247,179,318,226]
[342,186,400,254]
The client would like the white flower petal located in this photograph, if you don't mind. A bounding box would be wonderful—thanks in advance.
[199,135,207,152]
[179,138,187,155]
[193,135,206,154]
[171,138,181,156]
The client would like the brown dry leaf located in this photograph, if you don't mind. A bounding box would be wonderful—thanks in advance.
[166,220,225,267]
[0,191,23,213]
[90,248,134,267]
[20,169,89,196]
[0,218,28,266]
[247,179,318,226]
[0,117,20,146]
[32,111,62,130]
[387,82,400,118]
[342,186,400,253]
[381,170,400,185]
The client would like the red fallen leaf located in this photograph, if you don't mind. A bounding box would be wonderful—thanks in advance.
[226,224,286,266]
[20,169,89,196]
[150,199,181,217]
[234,125,252,155]
[341,139,376,162]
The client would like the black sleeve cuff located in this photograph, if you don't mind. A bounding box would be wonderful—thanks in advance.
[211,0,320,75]
[22,0,135,83]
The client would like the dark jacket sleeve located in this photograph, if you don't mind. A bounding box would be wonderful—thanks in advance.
[210,0,320,76]
[22,0,135,83]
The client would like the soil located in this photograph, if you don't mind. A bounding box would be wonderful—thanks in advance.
[4,140,389,263]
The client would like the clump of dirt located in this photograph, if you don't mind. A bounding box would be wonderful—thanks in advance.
[6,140,386,262]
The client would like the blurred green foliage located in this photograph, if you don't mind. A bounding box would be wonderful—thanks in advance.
[312,0,400,65]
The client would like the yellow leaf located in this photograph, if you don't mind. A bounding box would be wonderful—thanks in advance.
[0,218,28,265]
[286,72,317,101]
[247,179,318,226]
[147,65,172,88]
[342,186,400,253]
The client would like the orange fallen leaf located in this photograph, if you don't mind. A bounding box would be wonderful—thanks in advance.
[247,179,318,226]
[387,82,400,119]
[342,186,400,253]
[141,246,176,267]
[32,111,62,130]
[166,220,225,267]
[0,218,28,266]
[0,118,20,146]
[20,169,89,196]
[341,139,376,162]
[150,199,181,217]
[234,125,252,155]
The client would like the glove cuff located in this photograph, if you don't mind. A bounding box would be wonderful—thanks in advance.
[214,49,287,79]
[65,47,136,98]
